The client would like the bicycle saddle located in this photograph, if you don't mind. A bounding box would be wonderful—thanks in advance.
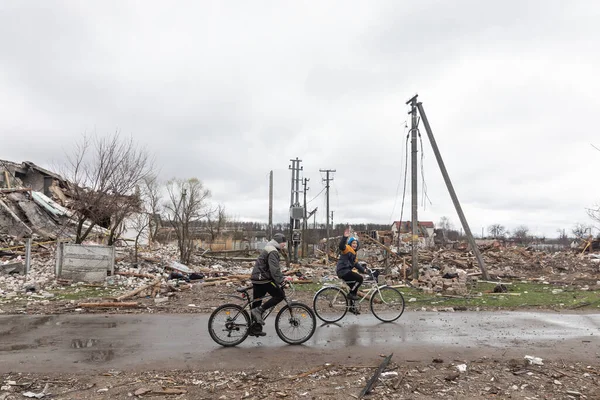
[236,285,253,293]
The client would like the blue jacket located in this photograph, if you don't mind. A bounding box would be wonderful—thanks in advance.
[336,236,365,277]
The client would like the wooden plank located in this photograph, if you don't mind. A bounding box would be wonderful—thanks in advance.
[78,302,138,308]
[116,277,162,301]
[358,353,393,398]
[3,171,11,189]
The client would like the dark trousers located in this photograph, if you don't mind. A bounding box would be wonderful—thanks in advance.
[252,282,285,310]
[340,271,363,295]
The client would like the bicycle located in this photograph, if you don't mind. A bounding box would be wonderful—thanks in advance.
[208,281,316,347]
[312,267,405,323]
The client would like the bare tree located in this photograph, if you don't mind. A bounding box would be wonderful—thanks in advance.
[557,228,569,246]
[438,216,452,231]
[437,216,452,244]
[60,133,153,244]
[129,211,150,264]
[127,174,162,262]
[512,225,530,243]
[141,174,162,244]
[573,221,593,238]
[164,178,211,264]
[206,204,227,241]
[487,224,506,239]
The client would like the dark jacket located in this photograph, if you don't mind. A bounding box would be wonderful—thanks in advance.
[336,236,365,277]
[251,239,285,285]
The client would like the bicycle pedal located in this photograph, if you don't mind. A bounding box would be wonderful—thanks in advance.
[253,332,267,337]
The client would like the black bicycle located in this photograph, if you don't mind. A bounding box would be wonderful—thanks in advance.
[208,282,316,347]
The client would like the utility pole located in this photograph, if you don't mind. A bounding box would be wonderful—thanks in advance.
[331,211,334,230]
[416,99,489,280]
[302,177,309,258]
[320,168,335,263]
[289,158,303,263]
[407,95,419,280]
[268,170,273,239]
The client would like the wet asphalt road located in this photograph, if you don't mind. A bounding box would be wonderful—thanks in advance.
[0,311,598,373]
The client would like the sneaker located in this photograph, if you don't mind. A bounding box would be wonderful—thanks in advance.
[251,307,265,325]
[347,293,359,300]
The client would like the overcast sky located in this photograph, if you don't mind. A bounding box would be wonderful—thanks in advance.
[2,0,600,238]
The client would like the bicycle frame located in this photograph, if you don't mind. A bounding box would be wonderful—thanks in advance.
[323,271,389,306]
[219,284,296,322]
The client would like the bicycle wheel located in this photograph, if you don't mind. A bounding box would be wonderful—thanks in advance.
[275,302,316,345]
[313,286,348,323]
[370,286,405,322]
[208,304,251,347]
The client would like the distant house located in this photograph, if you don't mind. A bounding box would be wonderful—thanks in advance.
[391,221,435,238]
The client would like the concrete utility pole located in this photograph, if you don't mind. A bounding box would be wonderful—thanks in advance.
[289,158,303,263]
[407,94,420,280]
[302,177,309,258]
[320,169,335,263]
[268,170,273,239]
[416,100,489,280]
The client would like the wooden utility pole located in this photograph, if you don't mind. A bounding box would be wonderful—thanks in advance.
[407,95,419,280]
[320,169,335,263]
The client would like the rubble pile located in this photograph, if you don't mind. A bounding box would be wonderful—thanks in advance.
[0,246,57,305]
[1,236,599,314]
[406,246,600,289]
[413,266,468,295]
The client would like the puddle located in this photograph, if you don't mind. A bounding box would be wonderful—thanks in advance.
[0,343,34,351]
[87,349,115,362]
[71,338,116,362]
[71,339,100,348]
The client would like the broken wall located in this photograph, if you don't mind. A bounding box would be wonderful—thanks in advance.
[56,243,115,282]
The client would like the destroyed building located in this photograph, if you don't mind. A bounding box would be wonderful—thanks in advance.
[0,159,109,243]
[391,220,435,248]
[0,159,70,199]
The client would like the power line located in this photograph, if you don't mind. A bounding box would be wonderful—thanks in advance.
[390,122,409,221]
[307,186,326,204]
[398,131,410,226]
[419,130,433,209]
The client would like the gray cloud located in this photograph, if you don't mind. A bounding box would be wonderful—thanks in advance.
[2,0,600,238]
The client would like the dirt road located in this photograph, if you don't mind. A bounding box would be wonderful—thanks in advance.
[1,311,598,374]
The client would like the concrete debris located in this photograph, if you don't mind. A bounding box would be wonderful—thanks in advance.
[1,229,600,313]
[525,355,544,365]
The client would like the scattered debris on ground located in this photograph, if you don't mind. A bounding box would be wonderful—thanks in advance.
[1,357,598,399]
[1,235,600,315]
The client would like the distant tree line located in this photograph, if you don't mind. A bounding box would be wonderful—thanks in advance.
[59,132,600,265]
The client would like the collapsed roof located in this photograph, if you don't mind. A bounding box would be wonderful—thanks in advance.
[0,159,107,241]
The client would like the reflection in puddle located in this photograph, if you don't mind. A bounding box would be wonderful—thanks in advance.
[71,338,115,362]
[88,349,115,362]
[71,339,100,348]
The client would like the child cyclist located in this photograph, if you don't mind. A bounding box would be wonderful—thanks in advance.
[336,227,366,301]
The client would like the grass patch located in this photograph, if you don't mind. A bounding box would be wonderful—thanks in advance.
[295,280,600,310]
[49,286,119,301]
